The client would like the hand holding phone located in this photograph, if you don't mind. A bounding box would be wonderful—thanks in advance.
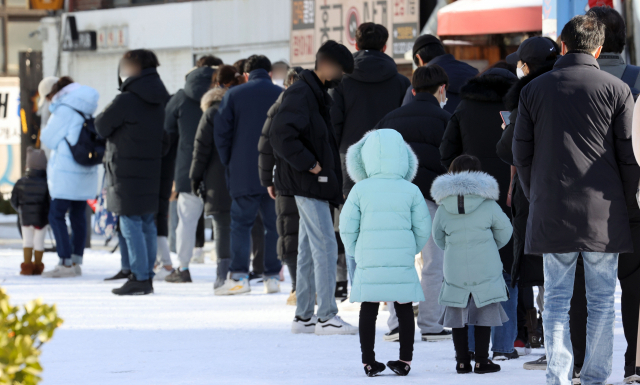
[500,111,511,128]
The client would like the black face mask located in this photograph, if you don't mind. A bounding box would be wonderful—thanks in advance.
[324,74,343,89]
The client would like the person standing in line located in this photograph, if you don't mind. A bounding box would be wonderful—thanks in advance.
[11,147,49,276]
[164,56,222,283]
[371,65,452,343]
[213,55,283,295]
[95,49,170,295]
[513,15,636,385]
[39,76,99,278]
[403,34,478,111]
[270,40,358,334]
[340,129,431,377]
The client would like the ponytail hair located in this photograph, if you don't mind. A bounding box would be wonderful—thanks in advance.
[48,76,74,98]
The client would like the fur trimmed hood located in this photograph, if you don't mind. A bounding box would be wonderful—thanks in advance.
[346,129,418,183]
[431,171,500,213]
[504,63,555,111]
[200,87,227,112]
[460,70,516,103]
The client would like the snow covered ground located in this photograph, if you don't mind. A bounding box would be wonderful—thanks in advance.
[0,216,630,384]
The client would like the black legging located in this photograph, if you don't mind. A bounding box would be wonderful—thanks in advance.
[453,325,491,362]
[360,302,414,364]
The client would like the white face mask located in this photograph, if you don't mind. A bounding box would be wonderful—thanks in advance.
[119,72,129,83]
[272,78,285,87]
[439,86,448,109]
[517,64,526,79]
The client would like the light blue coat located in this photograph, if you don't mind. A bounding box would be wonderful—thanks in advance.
[431,171,513,308]
[340,129,431,303]
[40,84,99,201]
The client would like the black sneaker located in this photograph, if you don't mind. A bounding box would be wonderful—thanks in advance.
[165,269,192,283]
[422,329,453,341]
[335,281,348,301]
[112,277,153,295]
[624,365,640,384]
[474,359,501,374]
[456,360,473,374]
[572,366,581,384]
[104,270,130,281]
[249,271,263,282]
[523,355,547,370]
[387,360,411,376]
[383,327,399,342]
[364,361,386,377]
[492,350,519,361]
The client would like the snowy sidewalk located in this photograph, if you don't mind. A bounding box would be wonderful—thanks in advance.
[0,247,628,385]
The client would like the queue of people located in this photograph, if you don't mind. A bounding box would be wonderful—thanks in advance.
[9,5,640,384]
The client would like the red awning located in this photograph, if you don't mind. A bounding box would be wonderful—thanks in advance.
[438,0,542,36]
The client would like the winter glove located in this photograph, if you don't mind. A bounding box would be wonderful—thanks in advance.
[191,178,203,197]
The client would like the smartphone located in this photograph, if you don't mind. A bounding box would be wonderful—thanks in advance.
[500,111,511,127]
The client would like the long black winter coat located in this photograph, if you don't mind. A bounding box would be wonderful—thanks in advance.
[330,50,410,197]
[496,65,554,287]
[165,66,216,193]
[11,169,49,228]
[373,92,450,200]
[189,88,232,215]
[270,70,343,207]
[95,68,170,216]
[440,68,517,271]
[513,53,636,254]
[157,137,177,237]
[257,93,284,188]
[402,54,479,113]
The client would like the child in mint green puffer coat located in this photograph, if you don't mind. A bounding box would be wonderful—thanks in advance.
[340,129,431,377]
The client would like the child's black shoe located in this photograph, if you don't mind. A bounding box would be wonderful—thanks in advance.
[364,361,386,377]
[456,360,473,374]
[387,360,411,376]
[474,359,501,374]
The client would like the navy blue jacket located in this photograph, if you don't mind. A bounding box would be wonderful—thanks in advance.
[214,69,282,198]
[402,54,478,114]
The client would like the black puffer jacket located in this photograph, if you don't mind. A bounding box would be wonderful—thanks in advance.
[10,169,49,228]
[440,68,517,271]
[373,92,450,199]
[270,70,343,207]
[165,66,216,193]
[330,50,410,196]
[496,65,554,287]
[276,195,299,263]
[157,135,177,237]
[95,68,170,216]
[190,87,232,215]
[257,93,284,187]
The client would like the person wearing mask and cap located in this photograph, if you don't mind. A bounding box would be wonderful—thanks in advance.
[36,76,58,156]
[403,34,478,112]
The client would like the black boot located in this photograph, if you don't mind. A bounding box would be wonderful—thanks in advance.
[456,359,473,374]
[335,281,348,301]
[112,276,153,295]
[387,361,411,376]
[104,270,130,281]
[363,361,386,377]
[526,309,543,348]
[474,359,501,374]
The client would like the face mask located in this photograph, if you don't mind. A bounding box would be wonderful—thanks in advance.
[272,78,285,87]
[439,87,448,109]
[517,65,526,79]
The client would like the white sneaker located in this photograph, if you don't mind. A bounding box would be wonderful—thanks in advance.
[264,277,280,294]
[291,315,318,334]
[214,278,251,296]
[42,265,78,278]
[315,315,358,335]
[73,264,82,276]
[190,248,204,264]
[153,266,174,281]
[338,296,361,312]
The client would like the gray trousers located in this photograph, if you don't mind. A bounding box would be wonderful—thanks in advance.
[388,199,444,334]
[176,193,204,269]
[156,235,172,266]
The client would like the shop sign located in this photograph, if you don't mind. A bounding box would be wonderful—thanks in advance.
[97,26,129,50]
[62,16,97,51]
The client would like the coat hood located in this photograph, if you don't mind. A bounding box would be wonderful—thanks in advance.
[349,50,399,83]
[50,83,99,115]
[121,68,170,105]
[200,87,228,112]
[503,62,555,111]
[460,69,516,103]
[431,171,500,214]
[346,129,418,183]
[184,66,216,102]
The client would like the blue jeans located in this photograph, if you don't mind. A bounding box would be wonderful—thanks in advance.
[48,199,87,263]
[544,252,618,385]
[229,193,280,279]
[118,229,130,272]
[295,196,339,321]
[468,273,518,353]
[119,214,157,281]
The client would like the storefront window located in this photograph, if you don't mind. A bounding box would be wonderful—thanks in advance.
[7,21,42,75]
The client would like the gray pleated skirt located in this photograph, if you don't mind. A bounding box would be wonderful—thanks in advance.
[439,296,509,328]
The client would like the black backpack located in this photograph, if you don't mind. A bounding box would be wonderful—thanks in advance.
[64,106,106,166]
[621,65,640,101]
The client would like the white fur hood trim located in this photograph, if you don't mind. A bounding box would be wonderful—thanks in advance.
[430,171,500,204]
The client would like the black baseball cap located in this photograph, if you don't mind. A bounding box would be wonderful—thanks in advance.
[412,34,442,58]
[506,36,557,66]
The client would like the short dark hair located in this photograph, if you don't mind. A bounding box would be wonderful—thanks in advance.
[315,40,355,74]
[413,65,448,94]
[356,23,389,51]
[449,155,482,173]
[587,6,626,53]
[49,76,74,97]
[414,43,446,66]
[196,55,223,67]
[560,14,605,52]
[285,67,303,88]
[122,49,160,69]
[233,59,247,75]
[244,55,272,73]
